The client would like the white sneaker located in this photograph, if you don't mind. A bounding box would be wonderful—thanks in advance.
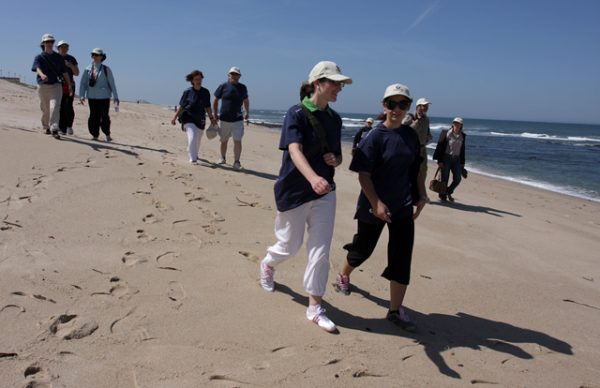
[233,161,242,170]
[306,304,336,332]
[260,261,275,292]
[216,157,226,165]
[67,127,73,135]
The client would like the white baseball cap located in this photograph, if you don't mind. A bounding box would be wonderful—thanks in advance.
[308,61,352,84]
[228,67,241,75]
[41,33,55,43]
[416,97,431,106]
[453,117,463,124]
[91,47,105,55]
[383,83,412,101]
[366,117,374,124]
[57,40,69,47]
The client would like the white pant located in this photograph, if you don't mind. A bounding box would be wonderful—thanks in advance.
[38,84,63,131]
[184,123,204,162]
[263,192,336,297]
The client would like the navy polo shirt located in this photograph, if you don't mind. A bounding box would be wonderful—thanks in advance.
[32,52,67,85]
[350,123,422,223]
[274,98,342,212]
[214,82,248,122]
[179,87,211,128]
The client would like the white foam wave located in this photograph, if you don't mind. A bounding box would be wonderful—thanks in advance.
[488,132,600,142]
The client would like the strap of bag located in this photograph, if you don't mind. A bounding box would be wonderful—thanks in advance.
[434,167,442,180]
[300,104,330,154]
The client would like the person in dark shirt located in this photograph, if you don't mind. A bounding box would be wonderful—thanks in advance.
[212,67,249,170]
[335,83,427,333]
[259,61,352,333]
[171,70,216,164]
[433,117,467,202]
[351,117,374,155]
[56,40,79,135]
[31,33,72,139]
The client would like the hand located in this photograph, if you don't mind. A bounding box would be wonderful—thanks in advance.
[372,201,392,223]
[80,97,86,105]
[309,176,332,195]
[244,113,249,121]
[171,118,177,126]
[322,152,339,167]
[114,99,120,106]
[40,73,48,82]
[438,162,444,168]
[413,198,428,220]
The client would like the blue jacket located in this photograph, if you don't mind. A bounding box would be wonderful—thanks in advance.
[79,63,118,100]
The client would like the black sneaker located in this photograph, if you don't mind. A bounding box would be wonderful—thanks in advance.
[439,193,447,202]
[51,131,61,139]
[386,308,417,332]
[45,129,51,135]
[447,193,455,202]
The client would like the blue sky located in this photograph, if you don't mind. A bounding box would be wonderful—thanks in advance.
[1,0,599,124]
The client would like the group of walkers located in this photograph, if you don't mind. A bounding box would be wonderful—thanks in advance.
[32,33,466,334]
[259,61,468,333]
[32,33,119,141]
[171,67,250,169]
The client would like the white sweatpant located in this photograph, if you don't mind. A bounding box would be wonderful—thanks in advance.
[38,83,63,131]
[263,192,336,297]
[184,123,204,162]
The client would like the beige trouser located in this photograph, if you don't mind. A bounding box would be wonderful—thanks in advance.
[38,83,63,131]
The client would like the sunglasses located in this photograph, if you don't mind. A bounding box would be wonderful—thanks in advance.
[385,99,411,111]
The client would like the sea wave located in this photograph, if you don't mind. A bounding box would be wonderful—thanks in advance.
[489,132,600,142]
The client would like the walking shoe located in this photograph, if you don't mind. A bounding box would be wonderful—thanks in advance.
[44,129,51,135]
[447,193,455,202]
[67,127,74,135]
[92,136,99,141]
[59,130,67,135]
[260,261,275,292]
[190,160,198,165]
[386,307,417,333]
[216,157,226,165]
[105,135,112,142]
[438,193,447,202]
[306,304,337,333]
[233,161,242,170]
[334,273,351,295]
[51,130,61,139]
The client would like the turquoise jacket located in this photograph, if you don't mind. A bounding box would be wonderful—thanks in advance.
[79,63,119,100]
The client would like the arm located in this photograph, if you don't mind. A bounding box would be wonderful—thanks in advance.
[358,171,391,223]
[106,67,119,104]
[243,98,250,121]
[171,106,184,126]
[63,72,73,96]
[36,67,48,82]
[79,69,88,101]
[212,97,220,122]
[205,107,217,125]
[288,143,332,195]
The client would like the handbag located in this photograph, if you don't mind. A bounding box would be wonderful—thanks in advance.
[429,167,447,194]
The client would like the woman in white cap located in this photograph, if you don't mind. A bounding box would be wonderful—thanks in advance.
[259,61,351,333]
[335,83,427,332]
[351,117,374,155]
[31,33,72,139]
[433,117,467,202]
[79,48,119,141]
[171,70,217,164]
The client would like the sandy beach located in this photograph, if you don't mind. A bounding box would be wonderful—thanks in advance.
[1,79,599,387]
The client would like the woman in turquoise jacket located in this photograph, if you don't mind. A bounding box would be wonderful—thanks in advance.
[79,48,119,141]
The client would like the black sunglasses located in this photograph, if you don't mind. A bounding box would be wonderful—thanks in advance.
[385,99,411,111]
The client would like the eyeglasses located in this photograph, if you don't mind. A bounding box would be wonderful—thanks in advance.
[385,99,411,111]
[91,54,100,57]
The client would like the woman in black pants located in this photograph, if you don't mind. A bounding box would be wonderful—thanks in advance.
[334,83,427,332]
[79,48,119,141]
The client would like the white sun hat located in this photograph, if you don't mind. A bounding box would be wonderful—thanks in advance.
[308,61,352,84]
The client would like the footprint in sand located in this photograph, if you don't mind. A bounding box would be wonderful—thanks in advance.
[121,251,148,266]
[184,192,210,204]
[152,199,173,211]
[24,364,53,387]
[91,282,138,300]
[142,213,158,224]
[167,280,186,304]
[238,251,261,263]
[48,314,98,340]
[156,251,180,270]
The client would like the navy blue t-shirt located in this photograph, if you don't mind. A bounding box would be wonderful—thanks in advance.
[274,103,342,212]
[214,82,248,122]
[32,51,68,85]
[179,87,211,129]
[349,123,422,223]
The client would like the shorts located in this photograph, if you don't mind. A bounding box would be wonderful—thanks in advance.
[219,120,244,142]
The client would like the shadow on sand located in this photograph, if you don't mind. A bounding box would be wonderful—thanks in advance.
[430,200,521,217]
[275,283,572,380]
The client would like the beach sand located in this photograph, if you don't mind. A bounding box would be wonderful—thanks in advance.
[1,79,599,387]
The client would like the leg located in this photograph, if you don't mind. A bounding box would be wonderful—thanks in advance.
[66,95,75,132]
[220,139,228,160]
[447,159,462,194]
[88,99,101,138]
[262,203,308,268]
[59,93,69,132]
[233,140,242,163]
[98,99,111,137]
[232,121,244,164]
[185,123,200,162]
[48,84,62,132]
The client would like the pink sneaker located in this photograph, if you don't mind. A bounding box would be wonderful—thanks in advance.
[260,261,275,292]
[334,273,350,295]
[306,304,336,332]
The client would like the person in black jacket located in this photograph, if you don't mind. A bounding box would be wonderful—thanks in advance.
[433,117,467,202]
[351,117,373,155]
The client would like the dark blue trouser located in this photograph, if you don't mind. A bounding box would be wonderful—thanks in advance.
[442,154,462,194]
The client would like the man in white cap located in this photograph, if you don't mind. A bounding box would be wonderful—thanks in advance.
[213,66,250,170]
[403,97,432,199]
[56,40,79,135]
[351,117,374,155]
[31,33,72,139]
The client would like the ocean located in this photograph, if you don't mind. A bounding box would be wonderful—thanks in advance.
[249,109,600,202]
